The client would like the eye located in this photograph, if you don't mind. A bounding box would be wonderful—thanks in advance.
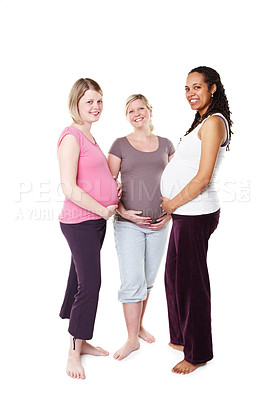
[185,87,189,92]
[97,100,103,103]
[128,110,133,114]
[194,86,201,90]
[87,100,92,104]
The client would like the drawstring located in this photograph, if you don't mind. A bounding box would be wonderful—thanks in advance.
[73,337,76,351]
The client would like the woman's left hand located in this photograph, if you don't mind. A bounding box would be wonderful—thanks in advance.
[149,213,172,230]
[160,197,175,214]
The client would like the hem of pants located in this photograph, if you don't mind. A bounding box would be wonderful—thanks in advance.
[118,288,153,303]
[59,312,70,319]
[68,328,93,342]
[119,298,147,303]
[184,355,213,365]
[59,316,70,320]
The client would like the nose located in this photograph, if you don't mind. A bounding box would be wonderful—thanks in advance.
[186,88,195,99]
[134,110,140,116]
[92,101,100,109]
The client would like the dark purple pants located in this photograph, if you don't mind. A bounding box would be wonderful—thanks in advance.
[59,218,106,340]
[165,210,220,364]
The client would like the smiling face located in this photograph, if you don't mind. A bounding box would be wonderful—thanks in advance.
[185,72,216,116]
[78,89,103,124]
[126,98,152,129]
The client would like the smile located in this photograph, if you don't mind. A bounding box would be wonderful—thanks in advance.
[189,98,199,104]
[134,117,144,122]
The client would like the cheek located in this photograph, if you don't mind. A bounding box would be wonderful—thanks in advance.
[79,107,87,116]
[204,93,212,103]
[145,110,151,119]
[127,114,133,122]
[78,101,85,113]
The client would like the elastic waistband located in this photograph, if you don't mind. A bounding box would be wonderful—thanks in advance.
[60,218,106,227]
[172,209,220,220]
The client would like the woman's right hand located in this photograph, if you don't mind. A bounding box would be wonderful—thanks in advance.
[103,205,118,220]
[122,209,152,225]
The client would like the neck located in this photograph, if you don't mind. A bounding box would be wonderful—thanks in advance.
[132,126,152,139]
[72,121,93,138]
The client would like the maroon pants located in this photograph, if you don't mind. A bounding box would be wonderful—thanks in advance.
[165,210,220,364]
[59,219,106,340]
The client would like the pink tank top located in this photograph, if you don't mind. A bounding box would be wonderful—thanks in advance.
[58,126,119,223]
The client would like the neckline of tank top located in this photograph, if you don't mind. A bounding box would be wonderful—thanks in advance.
[124,135,160,153]
[68,125,98,146]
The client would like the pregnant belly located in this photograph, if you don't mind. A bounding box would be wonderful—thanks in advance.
[160,167,181,199]
[78,176,119,207]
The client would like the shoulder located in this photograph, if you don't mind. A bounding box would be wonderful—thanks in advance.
[200,115,227,144]
[202,115,227,131]
[58,127,80,149]
[109,136,127,158]
[158,136,175,154]
[157,135,173,144]
[111,136,127,145]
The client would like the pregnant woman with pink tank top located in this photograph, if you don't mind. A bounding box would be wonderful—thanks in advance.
[108,94,175,361]
[58,78,119,379]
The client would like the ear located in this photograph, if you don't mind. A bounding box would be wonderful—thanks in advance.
[211,83,217,96]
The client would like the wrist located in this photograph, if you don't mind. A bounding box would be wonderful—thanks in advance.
[117,203,127,219]
[100,206,109,220]
[121,209,129,219]
[169,200,176,214]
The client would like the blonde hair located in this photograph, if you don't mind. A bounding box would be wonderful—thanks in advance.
[125,94,154,132]
[68,78,103,124]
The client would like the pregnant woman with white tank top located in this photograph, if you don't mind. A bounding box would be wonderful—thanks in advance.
[161,66,233,375]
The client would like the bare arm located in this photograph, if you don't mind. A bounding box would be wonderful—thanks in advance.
[168,153,175,162]
[59,135,117,220]
[161,116,226,214]
[107,153,152,225]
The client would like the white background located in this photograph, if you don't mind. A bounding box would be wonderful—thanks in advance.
[1,0,265,398]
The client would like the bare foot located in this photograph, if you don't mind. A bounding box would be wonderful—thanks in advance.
[113,339,140,361]
[139,326,155,343]
[81,341,109,356]
[66,354,85,379]
[172,359,206,375]
[169,343,184,352]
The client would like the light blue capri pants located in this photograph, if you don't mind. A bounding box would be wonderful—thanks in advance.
[114,221,170,303]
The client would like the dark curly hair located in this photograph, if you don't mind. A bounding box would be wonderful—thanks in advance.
[186,66,233,150]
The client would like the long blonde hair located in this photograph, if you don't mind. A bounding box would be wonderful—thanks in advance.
[125,94,154,132]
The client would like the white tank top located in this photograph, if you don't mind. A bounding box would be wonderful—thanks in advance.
[160,113,229,215]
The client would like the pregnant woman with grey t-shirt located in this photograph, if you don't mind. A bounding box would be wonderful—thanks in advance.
[108,94,175,361]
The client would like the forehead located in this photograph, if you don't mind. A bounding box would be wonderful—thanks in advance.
[186,72,206,86]
[81,89,102,101]
[128,98,146,109]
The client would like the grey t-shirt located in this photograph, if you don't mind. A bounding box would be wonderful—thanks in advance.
[109,136,175,222]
